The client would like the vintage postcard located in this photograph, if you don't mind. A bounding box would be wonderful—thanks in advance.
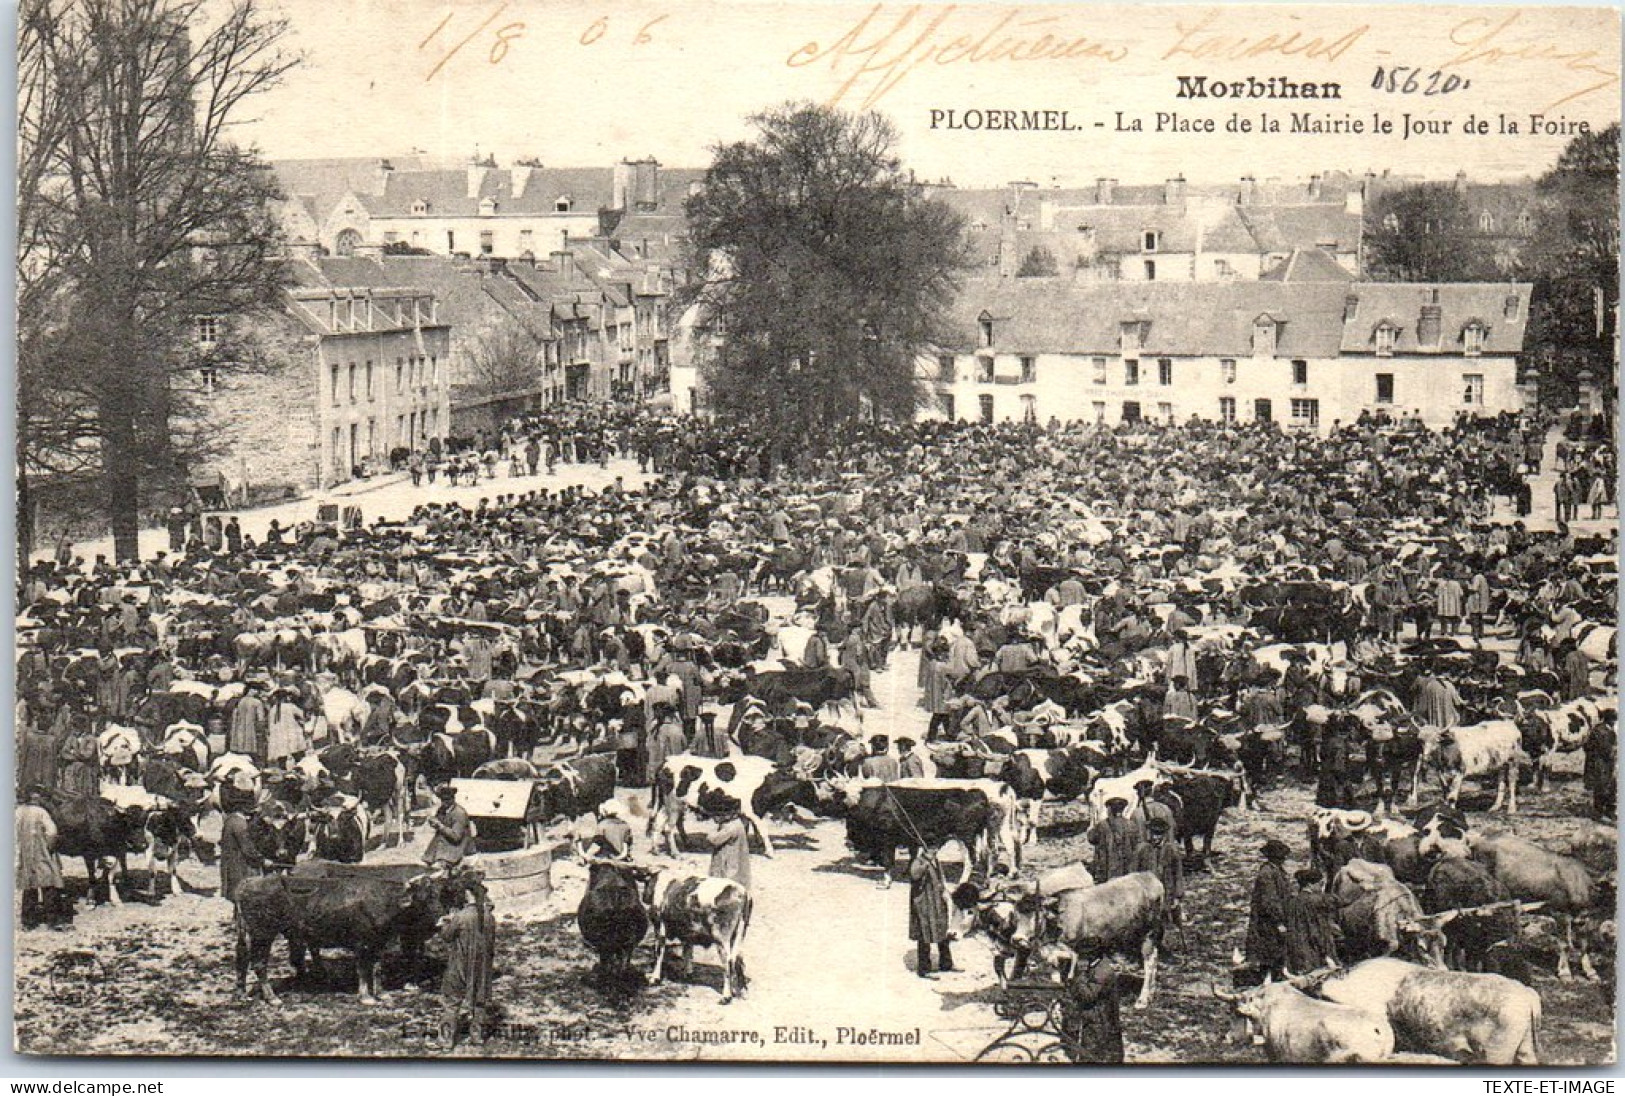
[13,0,1621,1065]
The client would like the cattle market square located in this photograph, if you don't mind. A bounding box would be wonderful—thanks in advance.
[13,396,1620,1064]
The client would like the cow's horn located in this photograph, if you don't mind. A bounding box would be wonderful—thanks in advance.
[1230,947,1247,969]
[1210,982,1240,1002]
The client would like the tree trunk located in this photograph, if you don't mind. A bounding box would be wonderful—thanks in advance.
[16,468,34,568]
[102,403,142,562]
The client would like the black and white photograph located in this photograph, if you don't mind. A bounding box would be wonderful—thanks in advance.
[11,0,1623,1065]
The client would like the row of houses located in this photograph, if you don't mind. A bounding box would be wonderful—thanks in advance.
[921,258,1533,430]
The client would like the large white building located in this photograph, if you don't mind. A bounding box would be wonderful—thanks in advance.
[922,277,1532,431]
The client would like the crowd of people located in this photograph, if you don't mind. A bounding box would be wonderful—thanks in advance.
[13,399,1618,1059]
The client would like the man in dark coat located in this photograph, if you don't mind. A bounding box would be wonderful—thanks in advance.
[219,805,262,902]
[909,845,953,977]
[1284,868,1341,974]
[1131,817,1184,946]
[1060,949,1123,1063]
[432,876,496,1050]
[1245,839,1294,979]
[1087,797,1139,881]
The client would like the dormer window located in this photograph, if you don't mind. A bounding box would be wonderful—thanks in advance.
[555,196,573,212]
[1503,294,1520,320]
[978,312,994,348]
[1119,321,1145,353]
[1479,211,1495,231]
[1344,295,1360,322]
[479,197,498,215]
[1251,315,1278,358]
[1463,321,1487,356]
[1375,321,1399,357]
[1142,230,1159,252]
[411,199,429,215]
[1383,213,1399,232]
[1516,211,1532,233]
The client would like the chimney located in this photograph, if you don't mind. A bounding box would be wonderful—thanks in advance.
[687,180,703,199]
[1418,299,1443,346]
[551,250,575,278]
[633,158,660,211]
[375,159,394,195]
[467,163,488,199]
[613,161,635,211]
[1095,177,1115,205]
[1454,169,1468,192]
[1308,174,1323,200]
[1240,176,1258,205]
[1165,175,1186,205]
[511,165,532,199]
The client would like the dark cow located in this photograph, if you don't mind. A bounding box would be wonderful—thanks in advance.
[740,667,857,721]
[234,868,464,1002]
[998,747,1099,803]
[530,752,619,843]
[250,807,309,869]
[577,858,649,987]
[45,793,151,906]
[844,784,991,877]
[1424,857,1522,974]
[643,872,753,1003]
[1159,773,1240,867]
[311,802,369,863]
[417,728,499,789]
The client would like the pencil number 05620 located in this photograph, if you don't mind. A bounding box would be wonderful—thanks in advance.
[1371,66,1470,95]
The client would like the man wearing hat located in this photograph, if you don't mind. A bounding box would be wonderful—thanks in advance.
[898,738,935,780]
[1131,816,1184,947]
[1245,840,1295,979]
[431,873,496,1051]
[17,787,66,930]
[860,737,900,782]
[230,678,269,758]
[1059,945,1123,1063]
[219,798,263,902]
[1087,797,1139,882]
[706,805,753,889]
[586,800,634,859]
[425,786,476,871]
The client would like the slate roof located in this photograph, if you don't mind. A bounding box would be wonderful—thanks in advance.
[1260,248,1356,283]
[946,278,1530,357]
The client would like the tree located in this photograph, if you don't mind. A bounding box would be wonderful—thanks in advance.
[1520,125,1619,404]
[18,0,297,561]
[463,310,550,400]
[1364,183,1498,282]
[679,102,974,442]
[1016,245,1059,278]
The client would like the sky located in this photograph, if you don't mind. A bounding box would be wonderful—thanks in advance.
[230,0,1621,185]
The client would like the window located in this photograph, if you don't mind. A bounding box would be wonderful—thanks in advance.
[976,356,994,384]
[1462,373,1484,406]
[1291,359,1308,385]
[1464,322,1486,356]
[446,230,456,252]
[479,197,498,215]
[195,316,220,347]
[1503,294,1520,320]
[199,365,219,395]
[383,231,400,245]
[1375,323,1398,356]
[979,317,994,347]
[1120,322,1143,352]
[411,199,429,215]
[937,355,955,382]
[1121,400,1141,423]
[1092,401,1106,423]
[1479,210,1495,232]
[1157,401,1174,422]
[431,356,439,385]
[479,231,494,256]
[347,363,357,401]
[367,418,376,456]
[1383,213,1399,232]
[1252,317,1277,358]
[1144,260,1157,281]
[978,393,995,423]
[1019,356,1037,384]
[1344,295,1360,322]
[1221,358,1237,384]
[1124,359,1140,386]
[1092,357,1108,384]
[365,360,374,399]
[555,197,573,212]
[1376,373,1395,404]
[941,393,956,420]
[1142,230,1159,252]
[1516,211,1532,233]
[1158,358,1173,386]
[1255,398,1273,422]
[1290,398,1320,427]
[1219,396,1236,423]
[1020,394,1037,422]
[331,365,341,406]
[396,358,405,392]
[519,229,533,254]
[1214,259,1232,278]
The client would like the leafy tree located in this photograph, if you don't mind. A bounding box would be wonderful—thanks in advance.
[679,102,973,443]
[1364,183,1497,282]
[1016,245,1060,278]
[18,0,297,561]
[1520,125,1619,404]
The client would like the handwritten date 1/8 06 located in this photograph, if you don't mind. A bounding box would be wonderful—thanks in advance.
[420,3,667,82]
[1372,66,1470,95]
